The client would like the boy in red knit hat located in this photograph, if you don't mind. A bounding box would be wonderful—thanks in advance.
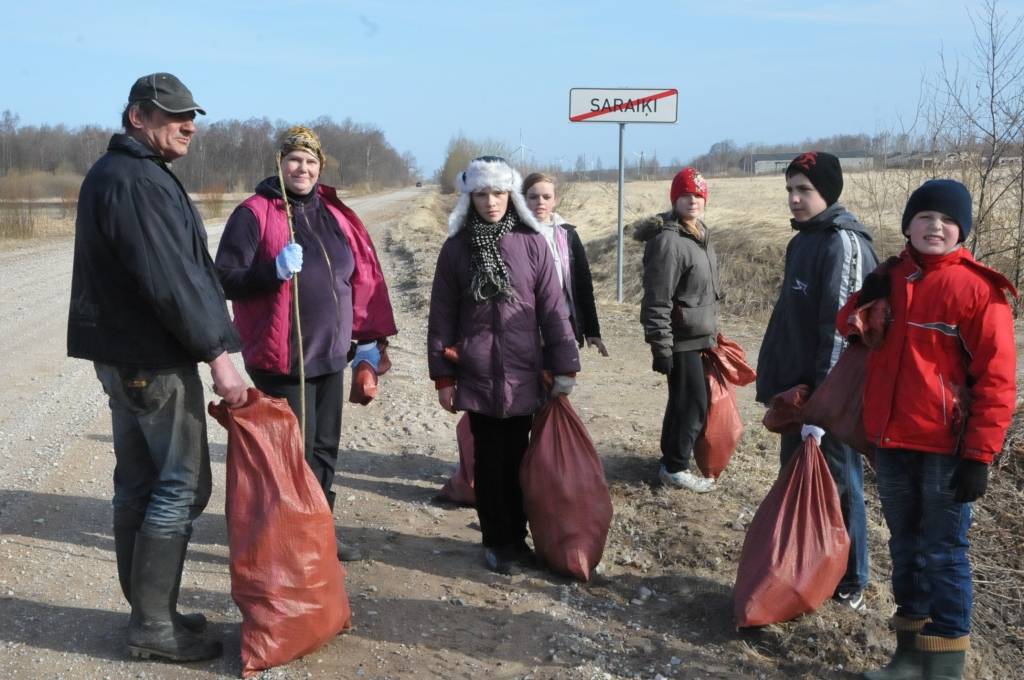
[635,167,718,493]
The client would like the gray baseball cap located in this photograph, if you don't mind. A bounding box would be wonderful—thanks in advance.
[128,73,206,115]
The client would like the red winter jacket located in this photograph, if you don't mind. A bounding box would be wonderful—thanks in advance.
[837,247,1017,464]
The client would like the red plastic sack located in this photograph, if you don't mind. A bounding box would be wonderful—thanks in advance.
[762,385,811,435]
[734,437,850,628]
[437,414,476,506]
[520,396,613,581]
[209,389,351,678]
[349,347,392,405]
[845,299,891,350]
[803,342,873,456]
[711,334,757,386]
[694,356,742,479]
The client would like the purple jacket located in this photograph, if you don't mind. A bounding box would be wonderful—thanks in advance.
[428,222,580,418]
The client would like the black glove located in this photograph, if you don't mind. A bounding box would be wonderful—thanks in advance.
[948,458,989,503]
[858,270,891,305]
[652,354,674,375]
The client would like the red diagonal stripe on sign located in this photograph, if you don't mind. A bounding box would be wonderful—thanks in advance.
[570,89,678,122]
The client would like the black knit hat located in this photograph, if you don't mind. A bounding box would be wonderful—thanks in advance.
[901,179,973,242]
[785,151,843,206]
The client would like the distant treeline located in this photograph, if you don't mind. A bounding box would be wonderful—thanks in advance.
[0,110,417,198]
[686,132,934,175]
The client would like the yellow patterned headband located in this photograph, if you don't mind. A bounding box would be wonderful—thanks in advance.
[279,125,325,166]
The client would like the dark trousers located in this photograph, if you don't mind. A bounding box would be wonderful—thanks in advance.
[468,412,533,548]
[251,370,343,501]
[781,431,869,593]
[660,350,708,473]
[875,449,972,638]
[94,363,211,538]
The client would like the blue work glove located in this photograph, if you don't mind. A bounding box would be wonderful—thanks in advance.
[801,424,825,445]
[550,374,575,397]
[352,341,381,371]
[275,243,303,280]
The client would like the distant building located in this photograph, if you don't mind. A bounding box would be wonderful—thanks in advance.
[743,151,874,175]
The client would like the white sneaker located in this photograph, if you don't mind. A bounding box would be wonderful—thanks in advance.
[659,465,714,493]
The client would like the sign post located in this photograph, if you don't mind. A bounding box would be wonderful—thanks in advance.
[569,88,678,302]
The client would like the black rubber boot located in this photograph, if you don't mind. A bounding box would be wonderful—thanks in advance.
[918,634,968,680]
[921,651,966,675]
[861,630,922,679]
[326,490,363,562]
[126,533,221,662]
[921,651,966,680]
[114,528,206,633]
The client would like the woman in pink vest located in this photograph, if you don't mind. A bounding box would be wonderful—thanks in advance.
[215,126,397,562]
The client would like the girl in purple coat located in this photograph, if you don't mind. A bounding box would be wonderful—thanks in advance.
[428,156,581,574]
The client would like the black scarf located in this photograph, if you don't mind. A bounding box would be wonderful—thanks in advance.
[467,207,517,302]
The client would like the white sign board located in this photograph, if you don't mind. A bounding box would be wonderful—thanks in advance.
[569,88,678,123]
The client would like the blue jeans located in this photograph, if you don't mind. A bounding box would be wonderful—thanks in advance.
[875,448,973,639]
[781,432,869,592]
[95,363,212,538]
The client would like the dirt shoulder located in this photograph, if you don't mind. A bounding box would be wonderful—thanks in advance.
[0,186,1018,680]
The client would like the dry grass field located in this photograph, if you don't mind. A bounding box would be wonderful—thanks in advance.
[559,173,912,317]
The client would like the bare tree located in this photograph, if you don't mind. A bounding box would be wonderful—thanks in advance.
[934,0,1024,278]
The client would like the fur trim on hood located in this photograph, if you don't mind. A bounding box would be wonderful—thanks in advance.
[632,211,698,242]
[546,212,570,228]
[447,156,539,236]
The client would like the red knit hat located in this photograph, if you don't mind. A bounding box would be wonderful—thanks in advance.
[670,167,708,205]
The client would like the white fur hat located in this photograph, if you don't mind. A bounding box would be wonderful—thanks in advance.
[447,156,539,236]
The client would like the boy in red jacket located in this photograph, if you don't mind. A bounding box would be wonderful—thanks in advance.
[838,180,1017,680]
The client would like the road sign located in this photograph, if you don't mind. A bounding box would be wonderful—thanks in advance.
[569,88,678,124]
[568,87,679,301]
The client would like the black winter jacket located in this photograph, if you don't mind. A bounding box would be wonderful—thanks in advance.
[755,204,878,403]
[67,134,241,367]
[563,224,601,344]
[635,212,721,356]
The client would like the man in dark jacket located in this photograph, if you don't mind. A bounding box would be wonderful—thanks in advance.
[67,73,246,662]
[756,151,877,611]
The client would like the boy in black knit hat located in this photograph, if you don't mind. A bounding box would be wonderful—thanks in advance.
[756,151,878,611]
[840,179,1016,680]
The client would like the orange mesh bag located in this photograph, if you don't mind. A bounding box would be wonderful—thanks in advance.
[733,437,850,627]
[520,396,613,581]
[437,414,476,506]
[694,354,743,479]
[209,389,352,678]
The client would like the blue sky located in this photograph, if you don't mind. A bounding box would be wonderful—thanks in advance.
[2,1,1020,174]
